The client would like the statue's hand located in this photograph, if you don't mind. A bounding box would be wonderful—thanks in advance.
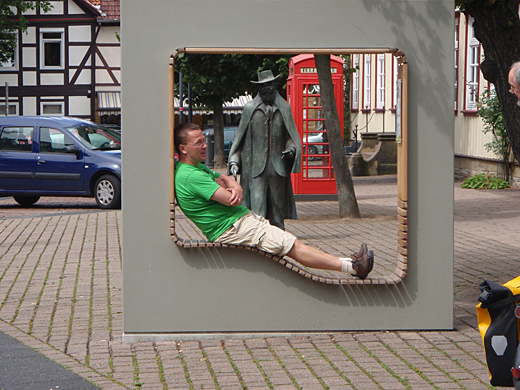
[229,162,239,178]
[281,148,295,159]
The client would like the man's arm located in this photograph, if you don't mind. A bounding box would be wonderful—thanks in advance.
[211,174,243,206]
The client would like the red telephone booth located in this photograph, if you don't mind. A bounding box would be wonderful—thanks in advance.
[287,54,344,194]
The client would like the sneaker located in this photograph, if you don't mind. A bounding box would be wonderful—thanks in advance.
[351,243,368,260]
[352,250,374,279]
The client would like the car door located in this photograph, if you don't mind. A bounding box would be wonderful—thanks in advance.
[0,126,38,191]
[35,127,85,193]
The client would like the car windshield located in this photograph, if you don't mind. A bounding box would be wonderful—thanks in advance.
[66,125,121,150]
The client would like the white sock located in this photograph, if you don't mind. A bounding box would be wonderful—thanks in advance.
[340,257,354,274]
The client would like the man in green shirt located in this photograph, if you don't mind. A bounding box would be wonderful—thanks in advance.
[174,123,374,279]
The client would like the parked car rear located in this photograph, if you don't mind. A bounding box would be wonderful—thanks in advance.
[0,116,121,209]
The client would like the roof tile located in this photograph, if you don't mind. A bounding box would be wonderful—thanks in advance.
[85,0,120,21]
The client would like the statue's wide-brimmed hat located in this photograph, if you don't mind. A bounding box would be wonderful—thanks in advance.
[251,70,281,84]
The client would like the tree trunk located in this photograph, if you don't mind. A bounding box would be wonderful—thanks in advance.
[315,54,361,218]
[212,103,226,169]
[464,0,520,163]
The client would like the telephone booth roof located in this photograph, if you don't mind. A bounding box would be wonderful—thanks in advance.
[289,54,344,76]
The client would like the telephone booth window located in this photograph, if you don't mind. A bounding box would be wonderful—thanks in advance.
[301,83,333,181]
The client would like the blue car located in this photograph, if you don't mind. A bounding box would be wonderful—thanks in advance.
[0,116,121,209]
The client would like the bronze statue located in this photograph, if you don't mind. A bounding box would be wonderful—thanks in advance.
[228,70,302,230]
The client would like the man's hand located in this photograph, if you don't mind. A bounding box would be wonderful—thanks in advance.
[227,187,242,206]
[212,174,243,206]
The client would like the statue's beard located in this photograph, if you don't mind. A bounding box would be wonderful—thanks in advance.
[260,91,275,106]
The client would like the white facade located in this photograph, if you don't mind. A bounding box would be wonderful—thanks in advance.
[454,12,497,160]
[350,52,399,138]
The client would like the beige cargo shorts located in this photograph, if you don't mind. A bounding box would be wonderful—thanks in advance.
[215,211,296,256]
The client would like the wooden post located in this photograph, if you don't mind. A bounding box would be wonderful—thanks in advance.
[169,57,176,235]
[395,54,408,279]
[397,55,408,202]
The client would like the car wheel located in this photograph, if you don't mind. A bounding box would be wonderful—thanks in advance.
[13,195,40,207]
[95,175,121,209]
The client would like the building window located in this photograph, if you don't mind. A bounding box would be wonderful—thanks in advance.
[352,54,359,110]
[363,54,371,110]
[465,17,479,111]
[0,103,18,116]
[0,33,18,70]
[376,54,385,110]
[41,102,64,116]
[40,29,64,69]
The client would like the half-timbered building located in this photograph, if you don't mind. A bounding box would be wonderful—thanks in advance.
[0,0,121,126]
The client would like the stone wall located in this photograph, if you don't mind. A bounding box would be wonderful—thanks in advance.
[454,155,520,188]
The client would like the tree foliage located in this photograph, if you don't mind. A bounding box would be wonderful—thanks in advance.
[477,88,514,182]
[175,54,255,112]
[0,1,53,63]
[456,0,520,164]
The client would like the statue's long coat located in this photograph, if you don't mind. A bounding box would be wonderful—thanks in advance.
[228,91,302,220]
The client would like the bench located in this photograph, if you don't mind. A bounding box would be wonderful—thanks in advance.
[170,199,408,285]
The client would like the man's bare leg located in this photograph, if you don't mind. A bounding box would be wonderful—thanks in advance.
[286,239,344,271]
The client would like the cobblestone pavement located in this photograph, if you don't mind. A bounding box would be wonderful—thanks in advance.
[0,181,518,389]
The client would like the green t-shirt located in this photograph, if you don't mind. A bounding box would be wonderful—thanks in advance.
[174,162,249,242]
